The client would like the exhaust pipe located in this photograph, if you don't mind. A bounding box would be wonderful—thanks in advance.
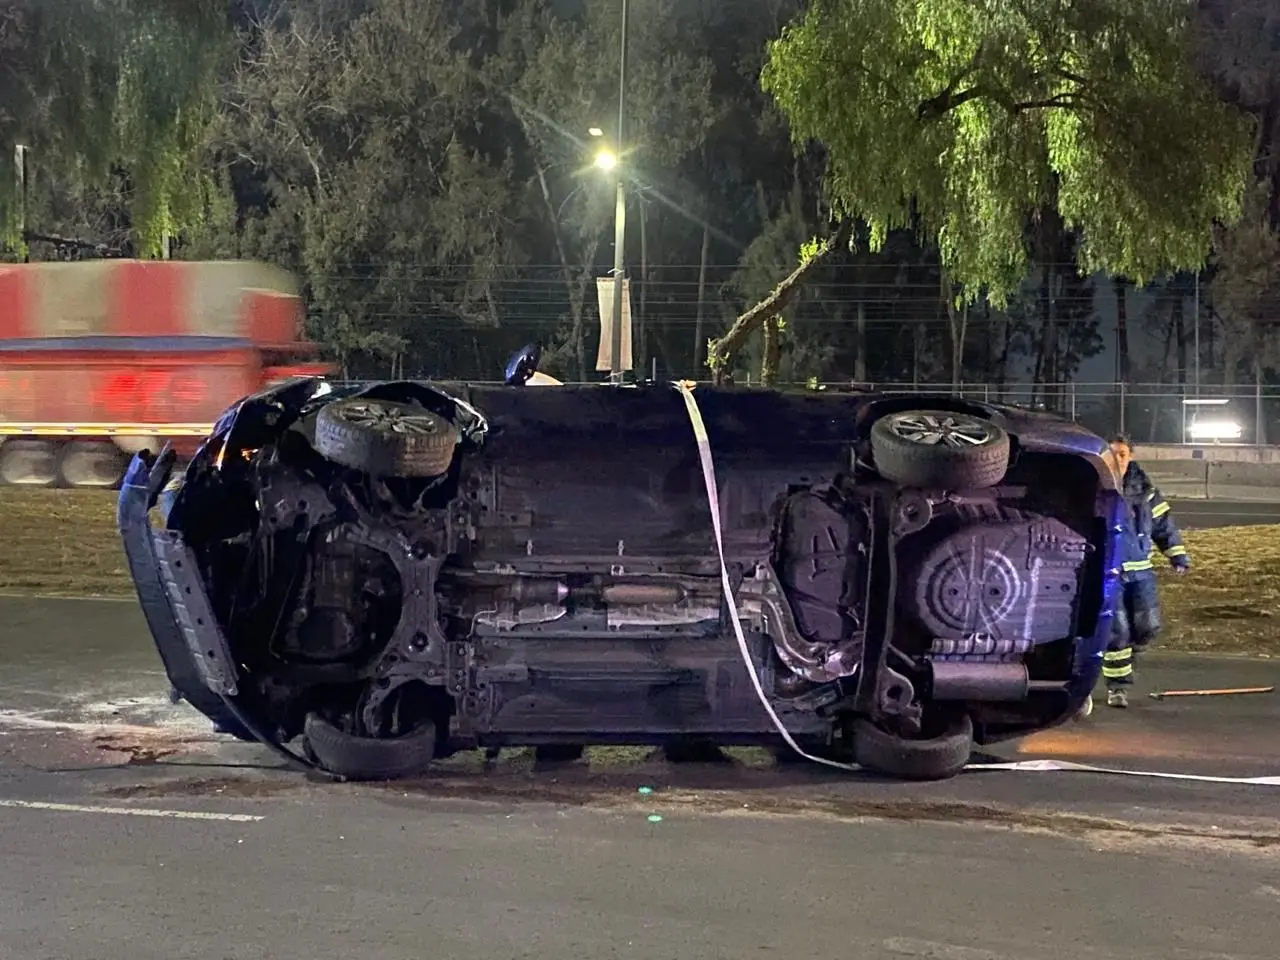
[929,661,1030,701]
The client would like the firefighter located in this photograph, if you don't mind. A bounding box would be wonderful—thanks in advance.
[1096,434,1189,709]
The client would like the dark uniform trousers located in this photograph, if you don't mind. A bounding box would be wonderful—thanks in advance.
[1103,576,1162,687]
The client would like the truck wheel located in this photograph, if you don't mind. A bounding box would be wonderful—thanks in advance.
[852,712,973,781]
[0,440,58,487]
[314,399,457,478]
[58,441,128,489]
[302,712,437,781]
[870,410,1009,489]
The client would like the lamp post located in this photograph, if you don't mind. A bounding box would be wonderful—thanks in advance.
[607,0,629,383]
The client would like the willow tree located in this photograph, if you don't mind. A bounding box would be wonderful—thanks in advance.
[757,0,1256,307]
[0,0,232,256]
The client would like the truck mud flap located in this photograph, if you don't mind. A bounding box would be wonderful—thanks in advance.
[116,454,252,741]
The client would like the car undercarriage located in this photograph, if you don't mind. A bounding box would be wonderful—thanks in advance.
[118,375,1124,782]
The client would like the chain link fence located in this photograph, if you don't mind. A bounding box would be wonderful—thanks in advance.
[806,382,1280,446]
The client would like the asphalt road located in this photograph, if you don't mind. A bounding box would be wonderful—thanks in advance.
[2,598,1280,959]
[3,778,1280,960]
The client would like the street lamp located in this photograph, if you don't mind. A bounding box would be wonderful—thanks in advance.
[606,0,629,384]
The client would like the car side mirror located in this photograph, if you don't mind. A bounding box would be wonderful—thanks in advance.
[504,342,543,386]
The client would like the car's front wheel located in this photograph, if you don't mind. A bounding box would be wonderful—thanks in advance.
[302,712,438,781]
[852,711,973,781]
[314,398,457,478]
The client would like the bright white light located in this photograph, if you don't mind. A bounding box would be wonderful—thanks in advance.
[588,127,604,137]
[593,149,618,171]
[1187,419,1243,441]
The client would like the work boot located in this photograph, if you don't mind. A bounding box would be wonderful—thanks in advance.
[1106,687,1129,709]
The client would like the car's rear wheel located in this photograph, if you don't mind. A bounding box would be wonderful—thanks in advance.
[315,398,457,478]
[302,712,438,781]
[870,410,1009,489]
[852,711,973,781]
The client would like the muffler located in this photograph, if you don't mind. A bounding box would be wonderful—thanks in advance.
[929,661,1029,701]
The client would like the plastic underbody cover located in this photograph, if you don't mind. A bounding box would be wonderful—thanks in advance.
[905,515,1088,646]
[775,489,867,651]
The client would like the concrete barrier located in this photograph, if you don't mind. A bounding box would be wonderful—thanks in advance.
[1140,456,1280,502]
[1136,444,1280,464]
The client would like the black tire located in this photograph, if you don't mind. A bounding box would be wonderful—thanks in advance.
[57,441,128,489]
[0,439,58,487]
[314,399,457,478]
[302,712,437,781]
[870,409,1009,489]
[852,712,974,781]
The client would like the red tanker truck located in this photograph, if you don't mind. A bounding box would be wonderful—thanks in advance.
[0,259,331,487]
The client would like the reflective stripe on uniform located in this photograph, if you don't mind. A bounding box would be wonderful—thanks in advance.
[1122,559,1153,572]
[1166,544,1187,558]
[1152,500,1171,518]
[1102,647,1134,679]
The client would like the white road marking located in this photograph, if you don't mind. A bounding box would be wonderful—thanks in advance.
[0,799,263,822]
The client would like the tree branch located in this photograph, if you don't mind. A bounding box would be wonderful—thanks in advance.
[916,85,987,120]
[1010,93,1088,111]
[919,85,1088,119]
[915,42,988,120]
[706,219,851,384]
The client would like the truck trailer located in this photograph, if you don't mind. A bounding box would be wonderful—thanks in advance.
[0,259,329,487]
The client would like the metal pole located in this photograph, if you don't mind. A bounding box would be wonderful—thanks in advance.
[14,145,28,263]
[608,0,629,384]
[1193,272,1200,397]
[1257,372,1264,446]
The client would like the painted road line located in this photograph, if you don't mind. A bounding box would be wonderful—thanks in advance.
[0,799,264,821]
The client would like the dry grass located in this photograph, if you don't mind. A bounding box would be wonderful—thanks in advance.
[1157,525,1280,657]
[0,489,128,596]
[0,489,1275,655]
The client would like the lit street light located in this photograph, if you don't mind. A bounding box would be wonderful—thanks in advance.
[593,149,618,171]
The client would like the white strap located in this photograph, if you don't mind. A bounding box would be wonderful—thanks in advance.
[673,382,860,771]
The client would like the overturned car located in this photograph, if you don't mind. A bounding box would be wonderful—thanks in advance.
[117,364,1123,781]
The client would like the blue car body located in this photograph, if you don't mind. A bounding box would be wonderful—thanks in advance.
[118,376,1123,779]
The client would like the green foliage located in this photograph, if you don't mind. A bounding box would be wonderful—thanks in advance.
[0,0,232,255]
[761,0,1257,303]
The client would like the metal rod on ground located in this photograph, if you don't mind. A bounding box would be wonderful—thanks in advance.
[1148,686,1274,701]
[608,0,629,385]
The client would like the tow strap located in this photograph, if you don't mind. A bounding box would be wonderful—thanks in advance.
[673,381,860,772]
